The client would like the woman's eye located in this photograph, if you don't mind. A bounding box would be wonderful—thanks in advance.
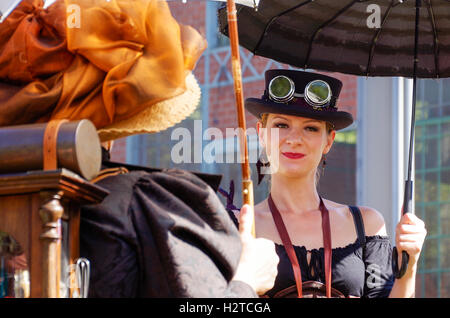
[305,126,319,132]
[274,123,288,128]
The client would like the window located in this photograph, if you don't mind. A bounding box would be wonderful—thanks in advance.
[415,78,450,298]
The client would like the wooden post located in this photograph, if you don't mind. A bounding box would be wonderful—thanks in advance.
[39,192,63,298]
[0,169,108,297]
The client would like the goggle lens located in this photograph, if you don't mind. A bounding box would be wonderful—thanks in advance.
[269,76,294,102]
[305,80,331,106]
[268,76,333,108]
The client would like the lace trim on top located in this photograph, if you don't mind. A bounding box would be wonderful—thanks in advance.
[274,235,390,281]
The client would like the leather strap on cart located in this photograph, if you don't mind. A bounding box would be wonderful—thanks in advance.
[43,119,68,170]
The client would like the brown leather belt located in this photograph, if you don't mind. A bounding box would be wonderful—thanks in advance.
[267,194,333,298]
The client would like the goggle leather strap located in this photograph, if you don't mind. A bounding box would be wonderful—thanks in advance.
[267,194,333,298]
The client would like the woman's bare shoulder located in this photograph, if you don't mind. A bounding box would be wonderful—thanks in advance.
[323,199,387,236]
[357,205,388,236]
[322,198,350,216]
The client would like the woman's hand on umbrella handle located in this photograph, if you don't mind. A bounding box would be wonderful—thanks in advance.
[395,213,427,268]
[233,204,279,295]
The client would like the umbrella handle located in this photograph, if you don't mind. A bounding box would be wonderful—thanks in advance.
[392,248,409,279]
[225,0,256,238]
[392,180,413,279]
[242,179,255,237]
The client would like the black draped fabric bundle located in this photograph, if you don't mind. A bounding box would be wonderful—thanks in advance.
[80,159,256,298]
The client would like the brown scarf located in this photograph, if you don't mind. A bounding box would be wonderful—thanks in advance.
[0,0,206,129]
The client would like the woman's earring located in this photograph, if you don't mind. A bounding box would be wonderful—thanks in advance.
[321,155,327,176]
[256,149,271,185]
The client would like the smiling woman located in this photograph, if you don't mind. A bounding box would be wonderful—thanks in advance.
[258,113,334,186]
[225,69,427,298]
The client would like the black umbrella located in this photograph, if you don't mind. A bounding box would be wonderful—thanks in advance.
[218,0,450,278]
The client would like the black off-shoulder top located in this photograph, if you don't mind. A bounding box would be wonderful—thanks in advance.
[225,203,395,298]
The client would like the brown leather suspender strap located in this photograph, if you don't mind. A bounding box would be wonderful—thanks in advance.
[268,194,332,298]
[320,197,332,298]
[43,119,68,170]
[268,194,303,298]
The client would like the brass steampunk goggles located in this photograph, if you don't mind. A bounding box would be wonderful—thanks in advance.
[268,75,332,108]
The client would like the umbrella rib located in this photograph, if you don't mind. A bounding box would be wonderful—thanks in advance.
[365,0,396,76]
[426,0,440,78]
[253,0,314,55]
[303,0,359,69]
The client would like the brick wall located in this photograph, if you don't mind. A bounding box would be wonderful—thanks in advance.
[110,137,127,163]
[110,3,359,175]
[169,2,206,86]
[168,2,206,37]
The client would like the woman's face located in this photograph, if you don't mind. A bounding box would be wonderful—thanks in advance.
[257,113,336,179]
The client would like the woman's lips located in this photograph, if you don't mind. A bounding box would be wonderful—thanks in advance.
[282,152,305,159]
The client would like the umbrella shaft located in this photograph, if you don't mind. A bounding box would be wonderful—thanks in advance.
[406,0,420,182]
[406,77,417,182]
[226,0,251,180]
[403,0,421,215]
[226,0,254,220]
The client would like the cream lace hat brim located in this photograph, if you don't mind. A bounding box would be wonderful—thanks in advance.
[97,72,201,142]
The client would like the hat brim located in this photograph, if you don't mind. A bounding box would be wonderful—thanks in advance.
[245,98,353,131]
[98,72,201,142]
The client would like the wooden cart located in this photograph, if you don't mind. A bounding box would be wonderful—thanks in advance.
[0,168,108,298]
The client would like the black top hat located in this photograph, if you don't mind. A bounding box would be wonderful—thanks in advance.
[245,70,353,130]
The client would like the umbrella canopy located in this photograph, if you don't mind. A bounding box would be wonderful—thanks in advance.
[218,0,450,79]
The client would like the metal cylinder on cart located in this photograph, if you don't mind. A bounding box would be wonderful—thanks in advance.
[0,119,101,181]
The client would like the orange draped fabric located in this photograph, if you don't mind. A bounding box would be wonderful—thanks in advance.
[0,0,207,129]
